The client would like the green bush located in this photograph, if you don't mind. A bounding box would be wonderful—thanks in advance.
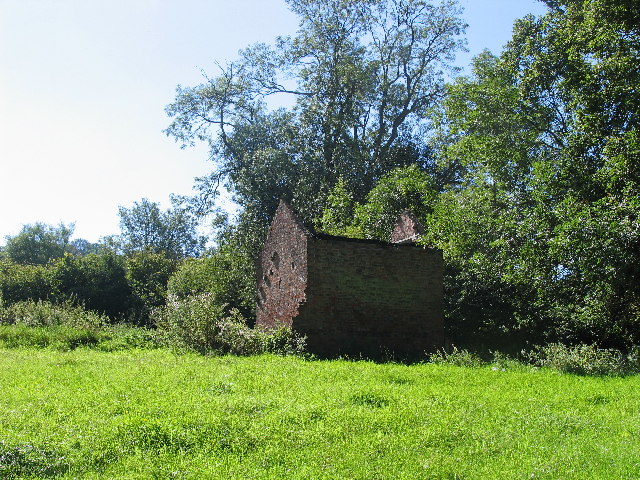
[125,251,177,325]
[51,252,133,320]
[428,346,485,367]
[0,300,105,329]
[526,343,640,376]
[153,294,256,355]
[153,294,305,356]
[0,260,55,305]
[167,247,255,319]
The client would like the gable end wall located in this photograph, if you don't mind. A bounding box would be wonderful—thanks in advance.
[255,204,309,329]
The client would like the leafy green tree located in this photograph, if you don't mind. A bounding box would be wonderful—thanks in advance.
[116,198,205,259]
[2,223,74,265]
[165,0,466,226]
[52,252,133,320]
[167,216,258,322]
[319,165,437,240]
[0,260,55,306]
[125,251,177,325]
[69,238,101,256]
[429,0,640,349]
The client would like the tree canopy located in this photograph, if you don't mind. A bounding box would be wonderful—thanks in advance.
[165,0,466,226]
[2,223,74,266]
[115,198,205,259]
[417,0,640,349]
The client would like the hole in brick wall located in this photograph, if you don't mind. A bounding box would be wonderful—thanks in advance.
[271,251,280,269]
[258,287,266,305]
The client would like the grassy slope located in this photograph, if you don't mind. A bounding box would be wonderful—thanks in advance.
[0,348,638,479]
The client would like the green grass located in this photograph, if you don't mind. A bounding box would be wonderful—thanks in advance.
[1,347,638,479]
[0,324,159,352]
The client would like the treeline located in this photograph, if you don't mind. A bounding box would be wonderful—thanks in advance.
[3,0,638,354]
[0,201,252,328]
[163,0,638,352]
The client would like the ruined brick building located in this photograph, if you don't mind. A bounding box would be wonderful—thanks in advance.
[255,201,444,359]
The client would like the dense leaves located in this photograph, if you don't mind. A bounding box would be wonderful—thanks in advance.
[165,0,466,226]
[425,0,640,349]
[115,198,205,259]
[2,223,74,266]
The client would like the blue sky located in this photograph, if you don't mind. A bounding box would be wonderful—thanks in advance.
[0,0,548,244]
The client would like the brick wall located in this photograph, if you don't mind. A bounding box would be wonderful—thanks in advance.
[296,236,444,359]
[256,201,444,360]
[255,203,309,329]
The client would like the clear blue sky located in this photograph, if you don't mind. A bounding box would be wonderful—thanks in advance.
[0,0,548,244]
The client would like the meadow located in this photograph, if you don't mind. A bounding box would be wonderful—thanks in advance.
[1,345,639,479]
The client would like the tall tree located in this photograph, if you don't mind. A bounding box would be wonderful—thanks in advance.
[165,0,466,226]
[2,222,74,265]
[429,0,640,349]
[116,198,205,259]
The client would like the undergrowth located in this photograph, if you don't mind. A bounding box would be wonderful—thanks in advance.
[430,343,640,376]
[0,296,306,356]
[153,293,306,356]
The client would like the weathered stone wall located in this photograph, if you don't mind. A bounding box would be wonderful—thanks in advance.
[295,236,444,359]
[255,203,309,329]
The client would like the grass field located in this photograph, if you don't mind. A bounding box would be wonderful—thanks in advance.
[1,347,639,479]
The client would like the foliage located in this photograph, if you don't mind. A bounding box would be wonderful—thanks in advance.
[0,260,55,305]
[153,294,255,354]
[428,346,485,367]
[0,349,638,478]
[167,244,255,320]
[153,294,305,356]
[526,343,640,376]
[426,0,640,349]
[0,299,105,329]
[124,251,177,325]
[319,164,437,239]
[51,252,133,320]
[1,222,74,266]
[115,198,205,259]
[165,0,466,228]
[68,238,101,256]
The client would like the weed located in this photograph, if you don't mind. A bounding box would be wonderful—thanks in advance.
[0,442,69,478]
[526,343,640,376]
[153,294,305,356]
[428,346,485,367]
[0,299,106,329]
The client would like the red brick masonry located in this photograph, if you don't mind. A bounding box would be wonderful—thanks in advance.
[256,201,444,359]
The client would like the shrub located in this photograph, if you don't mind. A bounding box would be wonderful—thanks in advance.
[153,294,305,356]
[428,346,485,367]
[167,247,255,319]
[526,343,640,376]
[259,325,308,356]
[0,300,105,329]
[0,260,55,305]
[51,252,133,320]
[125,251,177,325]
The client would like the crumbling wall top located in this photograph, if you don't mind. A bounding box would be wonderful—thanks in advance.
[390,211,425,244]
